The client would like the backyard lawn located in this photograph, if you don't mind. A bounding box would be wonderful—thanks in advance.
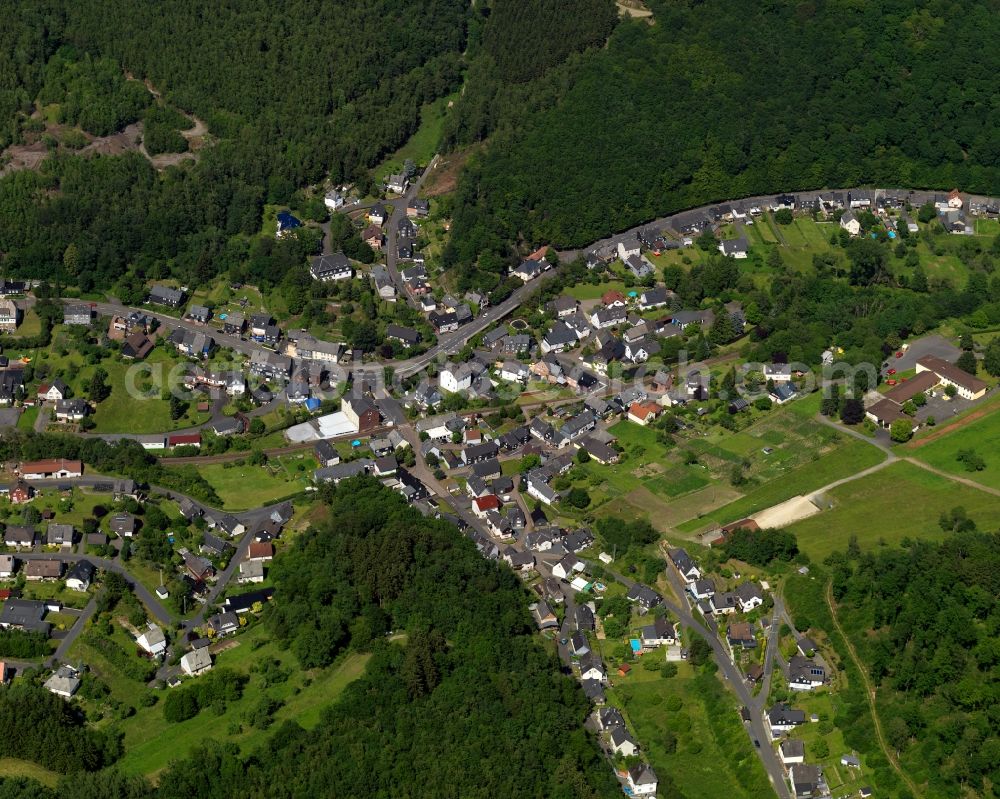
[374,92,456,183]
[117,626,371,777]
[788,461,1000,561]
[185,454,316,509]
[86,349,211,434]
[608,662,772,799]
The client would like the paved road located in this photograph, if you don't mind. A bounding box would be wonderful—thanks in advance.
[753,598,784,715]
[50,596,97,664]
[607,563,792,799]
[383,157,439,310]
[555,186,1000,263]
[18,552,172,625]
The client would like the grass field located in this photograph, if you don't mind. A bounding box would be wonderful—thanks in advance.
[15,405,38,430]
[908,405,1000,490]
[186,454,316,509]
[374,92,457,184]
[675,438,884,534]
[118,626,371,776]
[61,348,212,434]
[564,280,628,301]
[610,663,772,799]
[788,461,1000,560]
[0,758,60,787]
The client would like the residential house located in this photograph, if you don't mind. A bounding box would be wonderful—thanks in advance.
[639,287,671,310]
[579,653,606,683]
[386,324,420,347]
[185,304,211,324]
[275,211,302,238]
[589,305,626,330]
[54,399,89,422]
[609,727,639,757]
[462,441,499,464]
[0,369,25,405]
[710,591,738,615]
[25,559,62,581]
[45,524,74,548]
[779,738,805,766]
[689,578,716,600]
[617,237,641,261]
[735,582,765,612]
[310,252,353,282]
[640,616,676,648]
[840,210,861,236]
[0,554,14,579]
[38,379,69,402]
[169,328,215,359]
[148,285,184,307]
[386,173,408,194]
[183,552,215,583]
[625,764,658,797]
[770,383,797,405]
[727,621,756,649]
[531,601,559,631]
[767,702,806,738]
[65,559,95,591]
[109,513,138,538]
[342,395,381,433]
[324,189,344,210]
[626,584,662,612]
[541,321,579,353]
[407,198,429,217]
[576,604,596,632]
[3,525,34,549]
[581,679,605,704]
[137,624,167,656]
[599,706,625,731]
[552,555,584,581]
[668,548,701,582]
[625,253,655,279]
[628,401,661,426]
[718,236,749,258]
[314,459,373,484]
[122,331,154,360]
[238,559,265,584]
[363,224,385,251]
[0,598,49,634]
[207,611,240,637]
[180,648,213,676]
[63,303,92,326]
[440,364,473,393]
[0,299,21,333]
[788,655,826,691]
[789,764,824,799]
[44,665,81,698]
[314,440,340,467]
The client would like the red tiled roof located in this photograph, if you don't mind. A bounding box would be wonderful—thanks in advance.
[473,495,501,512]
[168,433,202,446]
[20,458,82,474]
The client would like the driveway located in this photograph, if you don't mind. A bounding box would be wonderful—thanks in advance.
[889,334,960,372]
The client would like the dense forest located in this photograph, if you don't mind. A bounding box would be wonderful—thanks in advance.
[0,683,120,773]
[0,0,467,290]
[0,478,618,798]
[824,532,1000,797]
[445,0,1000,287]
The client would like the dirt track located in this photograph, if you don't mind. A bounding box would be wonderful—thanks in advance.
[906,395,999,448]
[750,495,822,528]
